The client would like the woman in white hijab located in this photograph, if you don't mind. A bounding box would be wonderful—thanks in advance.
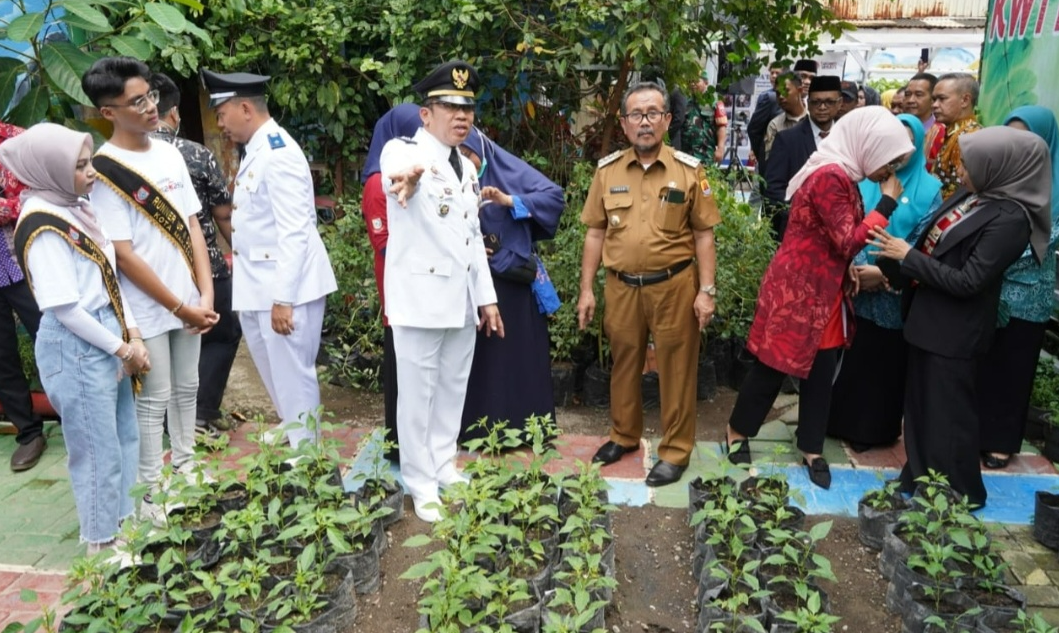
[725,106,913,490]
[0,123,150,558]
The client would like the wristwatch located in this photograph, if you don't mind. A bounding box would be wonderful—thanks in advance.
[699,284,717,297]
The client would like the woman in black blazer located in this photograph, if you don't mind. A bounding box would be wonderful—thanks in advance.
[869,127,1052,508]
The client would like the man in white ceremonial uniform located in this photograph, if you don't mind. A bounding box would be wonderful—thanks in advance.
[201,69,337,446]
[381,60,505,522]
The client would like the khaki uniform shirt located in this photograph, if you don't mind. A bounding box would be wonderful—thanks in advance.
[764,111,806,162]
[580,145,721,273]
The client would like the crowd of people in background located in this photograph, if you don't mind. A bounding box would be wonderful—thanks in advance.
[0,52,1055,550]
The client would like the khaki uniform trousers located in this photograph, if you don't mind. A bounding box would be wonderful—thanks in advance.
[603,265,700,465]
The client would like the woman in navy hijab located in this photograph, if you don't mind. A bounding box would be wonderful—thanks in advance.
[458,127,565,443]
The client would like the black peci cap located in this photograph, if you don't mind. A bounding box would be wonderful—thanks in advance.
[793,59,819,74]
[413,60,479,106]
[201,69,270,108]
[808,75,842,94]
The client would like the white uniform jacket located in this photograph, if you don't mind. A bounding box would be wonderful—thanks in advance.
[230,118,337,311]
[381,128,497,329]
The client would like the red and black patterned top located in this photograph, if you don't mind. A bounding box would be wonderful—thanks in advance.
[0,123,28,286]
[746,164,889,378]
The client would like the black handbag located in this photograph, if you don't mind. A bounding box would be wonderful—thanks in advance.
[484,233,537,284]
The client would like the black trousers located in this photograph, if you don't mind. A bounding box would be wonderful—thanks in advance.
[382,325,399,462]
[0,280,43,444]
[196,276,241,422]
[900,346,986,506]
[978,317,1048,455]
[729,348,839,455]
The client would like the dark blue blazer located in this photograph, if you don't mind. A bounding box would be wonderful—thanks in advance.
[747,90,781,165]
[764,117,817,207]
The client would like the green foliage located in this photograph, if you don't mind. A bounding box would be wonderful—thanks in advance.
[1030,355,1059,425]
[707,166,776,341]
[0,0,208,131]
[317,201,385,392]
[866,78,907,93]
[538,160,597,363]
[15,325,41,391]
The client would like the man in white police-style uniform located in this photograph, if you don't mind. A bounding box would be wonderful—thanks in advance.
[382,60,505,522]
[200,69,337,446]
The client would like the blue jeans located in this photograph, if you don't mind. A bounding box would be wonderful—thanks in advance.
[36,308,138,543]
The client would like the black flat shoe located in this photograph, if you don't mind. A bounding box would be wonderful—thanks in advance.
[723,438,752,466]
[981,453,1010,469]
[803,457,831,490]
[592,440,639,465]
[645,460,687,487]
[848,442,873,453]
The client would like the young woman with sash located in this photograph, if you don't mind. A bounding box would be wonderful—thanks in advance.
[0,123,150,556]
[872,127,1052,508]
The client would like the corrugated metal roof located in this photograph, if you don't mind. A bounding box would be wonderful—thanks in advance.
[848,17,986,28]
[829,0,988,20]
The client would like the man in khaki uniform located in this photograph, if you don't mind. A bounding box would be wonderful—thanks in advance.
[577,81,721,487]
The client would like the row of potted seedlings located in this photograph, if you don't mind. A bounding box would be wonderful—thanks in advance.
[688,469,840,633]
[859,472,1043,633]
[57,415,399,632]
[403,416,616,633]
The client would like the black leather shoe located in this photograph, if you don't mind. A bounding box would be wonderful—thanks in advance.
[724,439,752,466]
[11,436,46,472]
[803,457,831,490]
[645,460,687,487]
[981,453,1010,469]
[591,440,638,465]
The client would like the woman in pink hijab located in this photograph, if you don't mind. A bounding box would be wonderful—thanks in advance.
[724,106,913,489]
[0,123,150,560]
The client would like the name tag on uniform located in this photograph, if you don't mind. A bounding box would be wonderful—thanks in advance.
[609,185,629,194]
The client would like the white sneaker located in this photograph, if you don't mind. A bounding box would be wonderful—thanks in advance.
[87,539,137,568]
[412,496,443,523]
[438,467,469,489]
[139,496,168,528]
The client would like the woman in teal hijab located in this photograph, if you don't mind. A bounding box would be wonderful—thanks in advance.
[827,113,943,451]
[979,105,1059,468]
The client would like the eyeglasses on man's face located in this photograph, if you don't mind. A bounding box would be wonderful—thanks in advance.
[622,110,667,124]
[808,98,841,109]
[105,89,160,115]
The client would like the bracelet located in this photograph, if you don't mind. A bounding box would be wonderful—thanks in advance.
[170,300,184,315]
[130,337,143,343]
[274,301,294,307]
[120,345,134,362]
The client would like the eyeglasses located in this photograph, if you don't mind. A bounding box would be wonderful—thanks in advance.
[621,111,667,124]
[887,158,903,171]
[104,90,160,115]
[807,98,841,108]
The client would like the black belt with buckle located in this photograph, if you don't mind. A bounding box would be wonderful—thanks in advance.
[614,259,693,287]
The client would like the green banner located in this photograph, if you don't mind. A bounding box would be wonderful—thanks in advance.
[979,0,1059,125]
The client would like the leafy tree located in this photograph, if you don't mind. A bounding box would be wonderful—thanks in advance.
[0,0,209,130]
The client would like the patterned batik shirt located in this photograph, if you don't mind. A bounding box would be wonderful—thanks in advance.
[152,127,232,279]
[0,123,27,286]
[932,117,982,199]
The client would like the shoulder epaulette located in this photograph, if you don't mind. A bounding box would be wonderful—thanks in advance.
[396,136,417,145]
[673,151,701,168]
[597,150,622,168]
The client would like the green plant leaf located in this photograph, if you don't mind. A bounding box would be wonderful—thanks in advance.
[0,58,26,118]
[6,12,45,42]
[41,41,98,106]
[402,534,432,548]
[145,2,187,33]
[168,0,204,11]
[808,520,832,542]
[135,23,170,49]
[7,85,49,127]
[109,34,154,59]
[61,0,112,30]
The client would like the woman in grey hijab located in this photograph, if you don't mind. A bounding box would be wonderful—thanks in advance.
[0,122,150,560]
[869,126,1052,508]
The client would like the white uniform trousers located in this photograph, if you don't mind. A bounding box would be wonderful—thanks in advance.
[239,297,326,446]
[391,324,476,502]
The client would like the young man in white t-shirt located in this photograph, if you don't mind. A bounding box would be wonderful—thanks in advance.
[82,57,219,523]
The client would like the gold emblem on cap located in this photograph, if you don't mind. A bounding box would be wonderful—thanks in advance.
[452,68,469,90]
